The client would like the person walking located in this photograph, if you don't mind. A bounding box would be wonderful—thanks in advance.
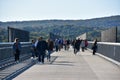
[47,39,54,62]
[85,39,88,50]
[55,39,59,52]
[92,39,98,55]
[36,37,48,64]
[63,39,67,50]
[30,39,37,59]
[66,39,70,50]
[81,39,85,52]
[13,38,21,63]
[74,39,81,54]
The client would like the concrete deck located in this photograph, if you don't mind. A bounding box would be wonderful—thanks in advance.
[13,47,120,80]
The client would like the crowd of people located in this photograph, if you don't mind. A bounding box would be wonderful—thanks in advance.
[72,38,88,54]
[12,37,98,64]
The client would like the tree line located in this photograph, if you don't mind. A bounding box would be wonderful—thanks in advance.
[0,15,120,42]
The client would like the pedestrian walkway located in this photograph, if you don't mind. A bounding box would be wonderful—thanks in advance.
[13,47,120,80]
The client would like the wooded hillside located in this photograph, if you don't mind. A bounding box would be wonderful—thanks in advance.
[0,15,120,42]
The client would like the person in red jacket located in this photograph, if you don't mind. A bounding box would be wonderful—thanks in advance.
[85,39,88,50]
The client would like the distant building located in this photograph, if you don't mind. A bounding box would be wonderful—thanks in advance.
[76,33,87,40]
[8,27,29,42]
[101,27,117,42]
[49,32,61,41]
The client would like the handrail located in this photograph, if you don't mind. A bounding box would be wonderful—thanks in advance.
[88,41,120,46]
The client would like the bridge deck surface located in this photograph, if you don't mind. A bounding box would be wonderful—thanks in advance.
[13,47,120,80]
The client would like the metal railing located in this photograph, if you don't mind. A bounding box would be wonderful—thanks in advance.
[88,41,120,62]
[0,42,31,62]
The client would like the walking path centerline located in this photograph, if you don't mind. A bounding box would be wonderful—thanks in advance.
[13,47,120,80]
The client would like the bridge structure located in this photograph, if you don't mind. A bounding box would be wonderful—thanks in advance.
[0,41,120,80]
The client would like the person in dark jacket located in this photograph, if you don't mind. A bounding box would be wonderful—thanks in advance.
[55,39,59,52]
[36,37,48,64]
[74,38,81,54]
[13,38,21,63]
[92,39,98,55]
[47,39,54,62]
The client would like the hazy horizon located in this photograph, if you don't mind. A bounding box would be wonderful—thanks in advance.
[1,15,120,22]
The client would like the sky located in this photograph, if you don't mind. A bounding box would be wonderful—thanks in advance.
[0,0,120,22]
